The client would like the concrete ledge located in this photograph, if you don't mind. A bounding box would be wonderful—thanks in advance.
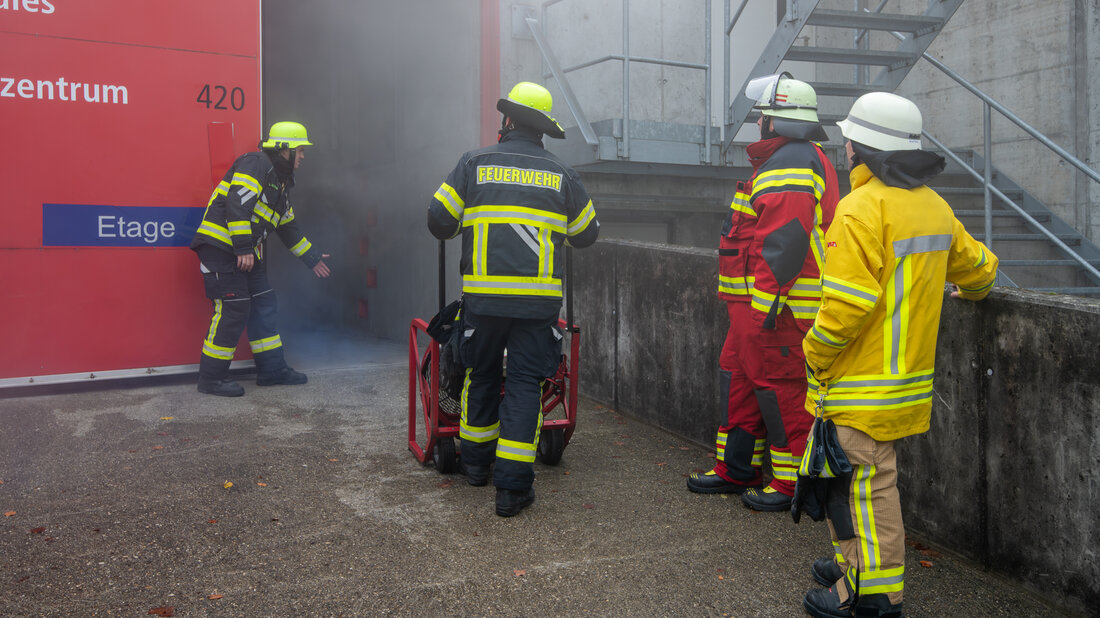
[573,239,1099,614]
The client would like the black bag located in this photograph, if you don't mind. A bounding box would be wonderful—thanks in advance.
[792,392,853,524]
[425,299,464,401]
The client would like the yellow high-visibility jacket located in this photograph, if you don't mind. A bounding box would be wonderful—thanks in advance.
[803,164,998,441]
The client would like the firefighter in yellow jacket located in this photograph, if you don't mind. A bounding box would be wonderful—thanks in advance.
[800,93,998,618]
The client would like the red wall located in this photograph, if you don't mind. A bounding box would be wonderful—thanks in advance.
[0,1,261,379]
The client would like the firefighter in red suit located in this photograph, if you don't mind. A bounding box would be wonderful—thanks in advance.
[685,74,839,512]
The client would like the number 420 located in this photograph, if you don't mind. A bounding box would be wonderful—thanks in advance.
[197,84,245,111]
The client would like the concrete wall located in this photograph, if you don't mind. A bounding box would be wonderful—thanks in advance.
[572,239,1099,614]
[263,1,480,340]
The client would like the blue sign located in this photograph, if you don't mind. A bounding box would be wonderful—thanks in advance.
[42,203,206,247]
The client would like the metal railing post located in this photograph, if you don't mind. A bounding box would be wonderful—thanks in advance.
[984,102,993,248]
[704,0,712,164]
[622,0,631,160]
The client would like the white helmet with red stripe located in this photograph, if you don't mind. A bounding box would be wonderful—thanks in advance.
[747,72,820,123]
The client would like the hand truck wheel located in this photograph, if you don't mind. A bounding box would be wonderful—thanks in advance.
[537,428,565,466]
[433,437,458,473]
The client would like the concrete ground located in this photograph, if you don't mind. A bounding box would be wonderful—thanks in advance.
[0,333,1067,617]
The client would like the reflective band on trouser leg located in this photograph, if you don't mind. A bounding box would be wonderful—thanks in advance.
[832,540,847,569]
[768,447,799,486]
[837,427,905,606]
[200,296,249,380]
[715,430,728,462]
[460,368,498,467]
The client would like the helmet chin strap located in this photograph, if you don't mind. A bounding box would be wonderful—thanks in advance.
[498,116,516,142]
[759,116,780,140]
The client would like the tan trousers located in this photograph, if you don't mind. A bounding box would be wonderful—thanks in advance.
[826,425,905,606]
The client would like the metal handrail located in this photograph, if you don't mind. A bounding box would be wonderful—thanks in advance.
[923,131,1100,284]
[881,27,1100,285]
[536,0,714,162]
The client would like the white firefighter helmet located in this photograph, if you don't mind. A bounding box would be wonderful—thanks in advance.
[746,72,821,123]
[837,92,923,151]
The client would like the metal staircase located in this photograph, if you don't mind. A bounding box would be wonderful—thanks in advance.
[724,0,963,149]
[527,0,1100,296]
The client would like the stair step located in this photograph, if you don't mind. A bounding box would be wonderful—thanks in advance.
[805,9,945,33]
[954,210,1050,221]
[806,82,881,98]
[786,46,917,67]
[992,234,1081,244]
[1027,287,1100,295]
[1001,259,1100,267]
[932,186,1023,197]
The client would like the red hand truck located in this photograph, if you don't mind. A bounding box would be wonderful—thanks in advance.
[408,241,580,473]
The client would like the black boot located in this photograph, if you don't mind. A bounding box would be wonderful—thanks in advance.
[461,462,490,487]
[740,485,793,512]
[812,557,845,587]
[495,487,535,517]
[197,378,245,397]
[257,366,308,386]
[686,469,757,494]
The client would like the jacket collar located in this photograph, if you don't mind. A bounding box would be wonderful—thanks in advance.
[747,136,793,172]
[849,163,874,191]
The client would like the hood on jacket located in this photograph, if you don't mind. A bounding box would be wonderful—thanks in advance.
[852,141,945,189]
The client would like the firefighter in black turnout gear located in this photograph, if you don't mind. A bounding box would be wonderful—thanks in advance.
[191,121,331,397]
[428,82,599,517]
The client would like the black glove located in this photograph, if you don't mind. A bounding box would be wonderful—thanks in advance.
[791,474,827,523]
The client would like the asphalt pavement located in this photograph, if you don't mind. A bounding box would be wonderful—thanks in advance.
[0,333,1067,616]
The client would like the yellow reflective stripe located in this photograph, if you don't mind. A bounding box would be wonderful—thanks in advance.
[715,431,727,460]
[885,257,912,375]
[751,168,824,201]
[463,274,562,297]
[568,200,596,235]
[206,299,222,342]
[827,371,934,393]
[281,206,296,225]
[289,238,312,257]
[718,275,752,295]
[197,221,232,244]
[227,221,252,237]
[808,324,847,349]
[434,182,465,220]
[232,172,263,195]
[751,438,765,466]
[750,287,785,314]
[959,279,994,294]
[859,566,904,595]
[770,448,799,482]
[249,335,283,353]
[460,420,500,443]
[853,463,881,569]
[729,191,755,217]
[253,201,280,226]
[208,181,230,206]
[497,437,536,463]
[821,387,933,411]
[473,223,488,276]
[463,205,568,232]
[786,298,822,319]
[789,277,822,298]
[822,275,878,308]
[832,541,847,568]
[202,342,235,360]
[540,226,553,278]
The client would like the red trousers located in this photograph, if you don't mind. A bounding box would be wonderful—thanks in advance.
[711,301,813,496]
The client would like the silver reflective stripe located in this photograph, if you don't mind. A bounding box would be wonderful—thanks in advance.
[846,114,920,140]
[823,278,877,304]
[832,373,932,389]
[511,223,541,255]
[467,279,560,292]
[891,258,905,374]
[893,234,952,257]
[824,390,932,407]
[465,209,563,227]
[497,443,535,458]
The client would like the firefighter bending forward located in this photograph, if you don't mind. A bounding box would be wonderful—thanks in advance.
[190,121,331,397]
[799,93,997,617]
[427,82,599,517]
[685,74,839,513]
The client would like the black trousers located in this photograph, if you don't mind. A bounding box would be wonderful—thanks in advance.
[458,310,562,491]
[196,245,287,381]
